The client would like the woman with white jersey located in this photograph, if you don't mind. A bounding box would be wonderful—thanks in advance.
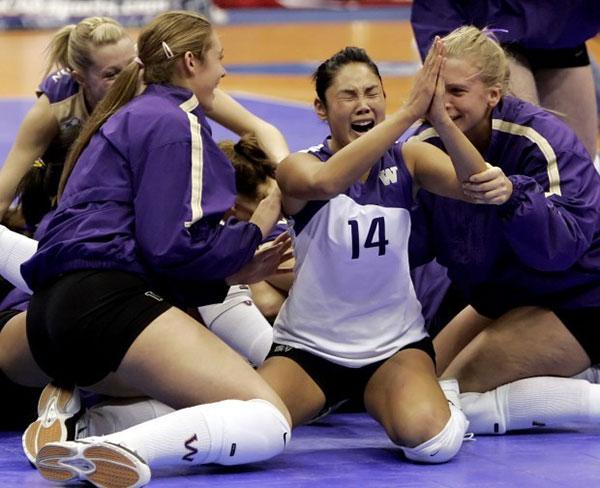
[257,41,493,464]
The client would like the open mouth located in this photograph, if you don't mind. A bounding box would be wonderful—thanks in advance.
[351,120,375,133]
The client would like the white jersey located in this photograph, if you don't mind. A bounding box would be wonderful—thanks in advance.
[273,139,427,367]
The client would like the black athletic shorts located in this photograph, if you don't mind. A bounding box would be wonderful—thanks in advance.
[505,43,590,70]
[27,270,171,387]
[267,337,435,410]
[555,308,600,364]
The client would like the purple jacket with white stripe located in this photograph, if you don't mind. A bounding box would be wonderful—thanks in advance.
[22,84,262,306]
[406,95,600,316]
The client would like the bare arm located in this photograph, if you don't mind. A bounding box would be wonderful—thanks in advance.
[0,95,58,218]
[206,89,290,162]
[277,107,423,205]
[278,40,445,214]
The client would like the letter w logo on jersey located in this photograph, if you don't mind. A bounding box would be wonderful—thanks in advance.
[182,434,198,462]
[378,166,398,186]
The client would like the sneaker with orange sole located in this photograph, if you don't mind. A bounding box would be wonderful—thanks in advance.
[22,383,83,464]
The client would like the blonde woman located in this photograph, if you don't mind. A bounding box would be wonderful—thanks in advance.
[0,17,135,229]
[407,26,600,436]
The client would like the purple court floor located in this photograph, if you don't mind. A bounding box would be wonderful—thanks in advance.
[2,413,600,487]
[2,91,600,488]
[2,23,600,484]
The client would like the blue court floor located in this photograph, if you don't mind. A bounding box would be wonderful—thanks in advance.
[2,413,600,487]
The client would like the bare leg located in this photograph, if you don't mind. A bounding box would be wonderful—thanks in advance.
[365,348,449,446]
[508,55,540,105]
[35,307,293,486]
[443,306,590,393]
[365,348,467,463]
[111,306,288,416]
[0,312,48,387]
[258,355,325,427]
[433,305,491,376]
[249,280,286,321]
[536,65,598,158]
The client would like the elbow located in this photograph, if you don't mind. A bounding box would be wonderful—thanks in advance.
[278,174,337,201]
[310,178,340,199]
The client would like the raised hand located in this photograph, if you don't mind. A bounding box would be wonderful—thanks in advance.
[462,165,513,205]
[426,52,450,127]
[403,36,444,120]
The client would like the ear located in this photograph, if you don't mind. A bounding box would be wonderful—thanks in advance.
[314,98,327,121]
[487,84,502,109]
[181,51,197,76]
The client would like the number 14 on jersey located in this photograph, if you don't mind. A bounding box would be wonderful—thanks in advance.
[348,217,389,259]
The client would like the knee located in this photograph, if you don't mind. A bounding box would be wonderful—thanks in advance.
[400,403,468,464]
[251,290,285,322]
[217,398,291,465]
[388,401,450,447]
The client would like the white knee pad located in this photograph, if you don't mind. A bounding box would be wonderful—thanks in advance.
[401,403,468,464]
[198,285,273,366]
[203,398,291,466]
[0,225,36,293]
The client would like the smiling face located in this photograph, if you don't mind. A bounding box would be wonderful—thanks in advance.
[442,57,501,148]
[190,30,226,111]
[316,62,386,153]
[77,37,136,111]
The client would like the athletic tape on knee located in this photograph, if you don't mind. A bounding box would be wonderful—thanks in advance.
[0,225,36,293]
[198,285,273,366]
[400,403,468,464]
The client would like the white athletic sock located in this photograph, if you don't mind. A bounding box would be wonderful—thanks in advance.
[198,285,273,366]
[0,225,36,292]
[95,399,290,468]
[461,377,600,434]
[77,398,175,438]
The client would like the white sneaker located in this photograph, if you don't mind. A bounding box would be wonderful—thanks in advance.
[22,383,83,464]
[36,439,151,488]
